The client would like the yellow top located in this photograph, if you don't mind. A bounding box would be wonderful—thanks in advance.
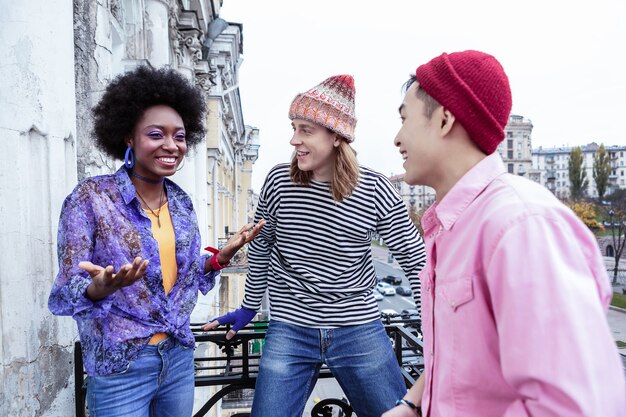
[145,202,178,344]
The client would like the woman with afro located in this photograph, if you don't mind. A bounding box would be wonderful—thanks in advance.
[48,66,264,417]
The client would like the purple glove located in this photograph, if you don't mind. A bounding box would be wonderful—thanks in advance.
[213,307,256,333]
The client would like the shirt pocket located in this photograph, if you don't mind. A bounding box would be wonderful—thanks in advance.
[437,275,474,311]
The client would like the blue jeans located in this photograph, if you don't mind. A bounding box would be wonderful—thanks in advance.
[250,320,406,417]
[86,338,194,417]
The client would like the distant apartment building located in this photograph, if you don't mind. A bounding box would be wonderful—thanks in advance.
[532,143,626,199]
[496,114,534,179]
[388,175,435,213]
[607,146,626,194]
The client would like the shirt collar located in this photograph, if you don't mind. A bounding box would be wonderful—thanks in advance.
[422,153,506,235]
[115,166,137,205]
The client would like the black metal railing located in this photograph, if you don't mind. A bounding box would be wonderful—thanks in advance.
[74,314,424,417]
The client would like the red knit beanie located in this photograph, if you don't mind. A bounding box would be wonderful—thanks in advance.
[415,50,512,155]
[289,75,357,142]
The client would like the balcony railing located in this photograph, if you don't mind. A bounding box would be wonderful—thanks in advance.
[74,315,424,417]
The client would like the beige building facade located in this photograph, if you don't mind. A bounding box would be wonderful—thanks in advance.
[496,114,534,178]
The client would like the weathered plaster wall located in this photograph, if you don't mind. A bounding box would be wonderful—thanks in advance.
[74,0,118,180]
[0,0,79,415]
[0,1,255,415]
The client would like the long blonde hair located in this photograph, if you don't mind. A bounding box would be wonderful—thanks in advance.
[290,137,360,201]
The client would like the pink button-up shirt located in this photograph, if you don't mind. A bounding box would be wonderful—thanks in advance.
[420,153,626,417]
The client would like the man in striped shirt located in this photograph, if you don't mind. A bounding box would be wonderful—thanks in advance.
[205,74,426,417]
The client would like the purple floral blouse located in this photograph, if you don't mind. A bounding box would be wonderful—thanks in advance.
[48,167,216,376]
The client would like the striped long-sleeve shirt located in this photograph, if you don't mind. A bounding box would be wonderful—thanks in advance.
[242,163,426,327]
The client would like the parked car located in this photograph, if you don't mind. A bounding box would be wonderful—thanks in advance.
[380,309,399,317]
[395,286,412,296]
[373,291,384,301]
[400,308,420,319]
[382,274,403,285]
[376,282,396,296]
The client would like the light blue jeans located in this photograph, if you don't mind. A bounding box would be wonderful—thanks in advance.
[86,338,194,417]
[250,320,406,417]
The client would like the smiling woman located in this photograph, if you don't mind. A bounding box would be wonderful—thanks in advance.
[48,66,265,417]
[128,104,188,182]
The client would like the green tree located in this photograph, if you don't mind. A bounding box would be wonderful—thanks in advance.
[593,143,611,201]
[568,146,588,200]
[606,190,626,285]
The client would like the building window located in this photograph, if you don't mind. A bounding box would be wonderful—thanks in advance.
[517,152,522,159]
[508,164,514,173]
[507,139,513,149]
[507,150,514,159]
[507,132,513,138]
[622,171,624,176]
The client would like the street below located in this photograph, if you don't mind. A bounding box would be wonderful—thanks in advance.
[373,259,418,313]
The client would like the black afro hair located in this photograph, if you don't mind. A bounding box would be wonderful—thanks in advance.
[92,66,207,160]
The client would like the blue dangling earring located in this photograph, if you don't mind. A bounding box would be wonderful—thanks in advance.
[124,146,135,169]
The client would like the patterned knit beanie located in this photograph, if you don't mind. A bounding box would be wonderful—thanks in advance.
[288,75,357,142]
[415,50,512,155]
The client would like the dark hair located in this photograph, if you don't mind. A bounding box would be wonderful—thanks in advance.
[403,74,441,118]
[92,66,207,160]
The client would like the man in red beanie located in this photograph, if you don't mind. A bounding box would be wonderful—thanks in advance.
[384,50,626,417]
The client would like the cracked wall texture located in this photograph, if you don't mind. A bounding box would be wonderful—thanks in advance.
[0,1,78,416]
[1,0,222,414]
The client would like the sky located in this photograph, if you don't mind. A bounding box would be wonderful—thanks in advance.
[219,0,626,192]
